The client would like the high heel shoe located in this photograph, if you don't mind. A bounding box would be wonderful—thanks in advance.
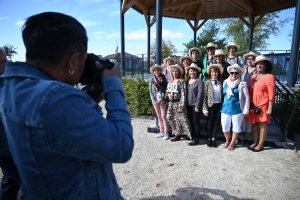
[212,140,216,148]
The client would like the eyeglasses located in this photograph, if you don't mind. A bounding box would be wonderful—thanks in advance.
[230,72,239,75]
[207,48,215,51]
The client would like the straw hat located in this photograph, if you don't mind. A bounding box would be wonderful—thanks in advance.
[170,64,183,76]
[179,56,193,64]
[227,64,245,75]
[207,64,223,74]
[213,49,225,57]
[188,47,202,57]
[163,56,176,66]
[252,55,270,65]
[149,64,164,74]
[225,42,240,50]
[185,63,201,73]
[243,51,258,60]
[206,42,218,49]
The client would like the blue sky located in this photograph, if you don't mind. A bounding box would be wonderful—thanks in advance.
[0,0,296,61]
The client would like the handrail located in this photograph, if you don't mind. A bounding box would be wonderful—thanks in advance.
[272,77,299,141]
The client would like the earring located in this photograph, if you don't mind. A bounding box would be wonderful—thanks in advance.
[68,69,74,75]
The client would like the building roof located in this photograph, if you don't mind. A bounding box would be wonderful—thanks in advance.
[122,0,296,29]
[102,52,141,59]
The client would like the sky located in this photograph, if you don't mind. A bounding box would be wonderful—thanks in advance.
[0,0,296,62]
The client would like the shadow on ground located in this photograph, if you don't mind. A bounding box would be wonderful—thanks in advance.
[139,186,255,200]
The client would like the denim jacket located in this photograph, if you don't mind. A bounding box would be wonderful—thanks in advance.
[0,62,134,199]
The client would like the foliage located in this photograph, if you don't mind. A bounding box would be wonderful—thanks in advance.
[220,12,290,55]
[183,20,227,59]
[122,78,154,116]
[150,39,177,64]
[288,88,300,134]
[272,62,286,75]
[1,44,18,60]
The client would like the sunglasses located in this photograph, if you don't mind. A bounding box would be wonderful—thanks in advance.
[207,48,215,51]
[230,72,239,75]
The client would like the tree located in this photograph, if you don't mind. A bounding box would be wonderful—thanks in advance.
[221,12,291,55]
[1,44,18,60]
[183,20,227,59]
[150,39,177,64]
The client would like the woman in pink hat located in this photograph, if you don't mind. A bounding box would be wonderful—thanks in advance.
[149,64,169,140]
[247,55,276,152]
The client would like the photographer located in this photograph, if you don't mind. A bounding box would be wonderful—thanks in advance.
[0,12,133,199]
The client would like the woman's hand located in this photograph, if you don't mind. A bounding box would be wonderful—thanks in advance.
[244,114,249,118]
[178,108,183,113]
[157,98,162,104]
[152,99,156,106]
[203,113,208,117]
[168,94,173,100]
[266,109,272,115]
[194,108,199,112]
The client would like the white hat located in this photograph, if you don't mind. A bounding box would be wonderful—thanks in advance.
[243,51,258,60]
[207,64,224,75]
[163,56,176,66]
[206,42,218,49]
[227,64,245,75]
[185,63,201,73]
[225,42,240,50]
[214,49,225,57]
[252,55,270,65]
[150,64,164,74]
[188,47,202,57]
[170,64,184,76]
[179,56,193,65]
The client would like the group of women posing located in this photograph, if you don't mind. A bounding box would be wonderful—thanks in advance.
[149,42,276,152]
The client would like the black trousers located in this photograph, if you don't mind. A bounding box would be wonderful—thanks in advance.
[186,105,201,139]
[0,156,22,200]
[206,103,222,139]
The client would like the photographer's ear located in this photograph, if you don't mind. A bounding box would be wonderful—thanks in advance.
[67,52,80,73]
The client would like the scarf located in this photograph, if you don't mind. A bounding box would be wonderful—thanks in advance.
[154,74,163,92]
[224,77,241,99]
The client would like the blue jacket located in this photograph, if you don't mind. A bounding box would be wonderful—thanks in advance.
[0,76,11,157]
[0,62,134,199]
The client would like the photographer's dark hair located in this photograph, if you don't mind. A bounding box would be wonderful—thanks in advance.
[22,12,88,64]
[264,60,273,74]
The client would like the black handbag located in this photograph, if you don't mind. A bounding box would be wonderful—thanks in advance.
[249,75,261,115]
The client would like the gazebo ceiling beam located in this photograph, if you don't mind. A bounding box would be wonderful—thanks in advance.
[227,0,255,14]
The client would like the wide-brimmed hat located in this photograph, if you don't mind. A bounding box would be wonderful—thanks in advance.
[213,49,225,57]
[179,56,193,64]
[170,64,184,76]
[243,51,258,60]
[225,42,240,50]
[227,64,245,75]
[185,63,201,73]
[207,64,224,74]
[163,56,176,66]
[206,42,218,49]
[188,47,202,57]
[150,64,164,74]
[252,55,270,65]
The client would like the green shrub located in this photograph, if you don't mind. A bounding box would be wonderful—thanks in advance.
[123,78,154,116]
[289,88,300,134]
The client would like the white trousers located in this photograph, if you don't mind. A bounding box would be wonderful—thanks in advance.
[221,113,244,133]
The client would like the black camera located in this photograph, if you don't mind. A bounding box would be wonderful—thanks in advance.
[78,53,115,100]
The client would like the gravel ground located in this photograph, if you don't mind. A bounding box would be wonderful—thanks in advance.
[113,116,300,200]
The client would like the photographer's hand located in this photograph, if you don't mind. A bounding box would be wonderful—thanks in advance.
[97,62,122,79]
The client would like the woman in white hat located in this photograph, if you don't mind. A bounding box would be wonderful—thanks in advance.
[225,42,247,79]
[166,65,191,141]
[241,51,258,138]
[202,64,224,147]
[201,42,217,82]
[163,56,176,82]
[185,63,204,146]
[149,64,169,139]
[247,55,276,152]
[220,64,250,151]
[188,47,204,71]
[179,56,193,81]
[214,49,230,80]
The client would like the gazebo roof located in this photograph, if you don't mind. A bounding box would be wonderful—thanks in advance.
[122,0,296,20]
